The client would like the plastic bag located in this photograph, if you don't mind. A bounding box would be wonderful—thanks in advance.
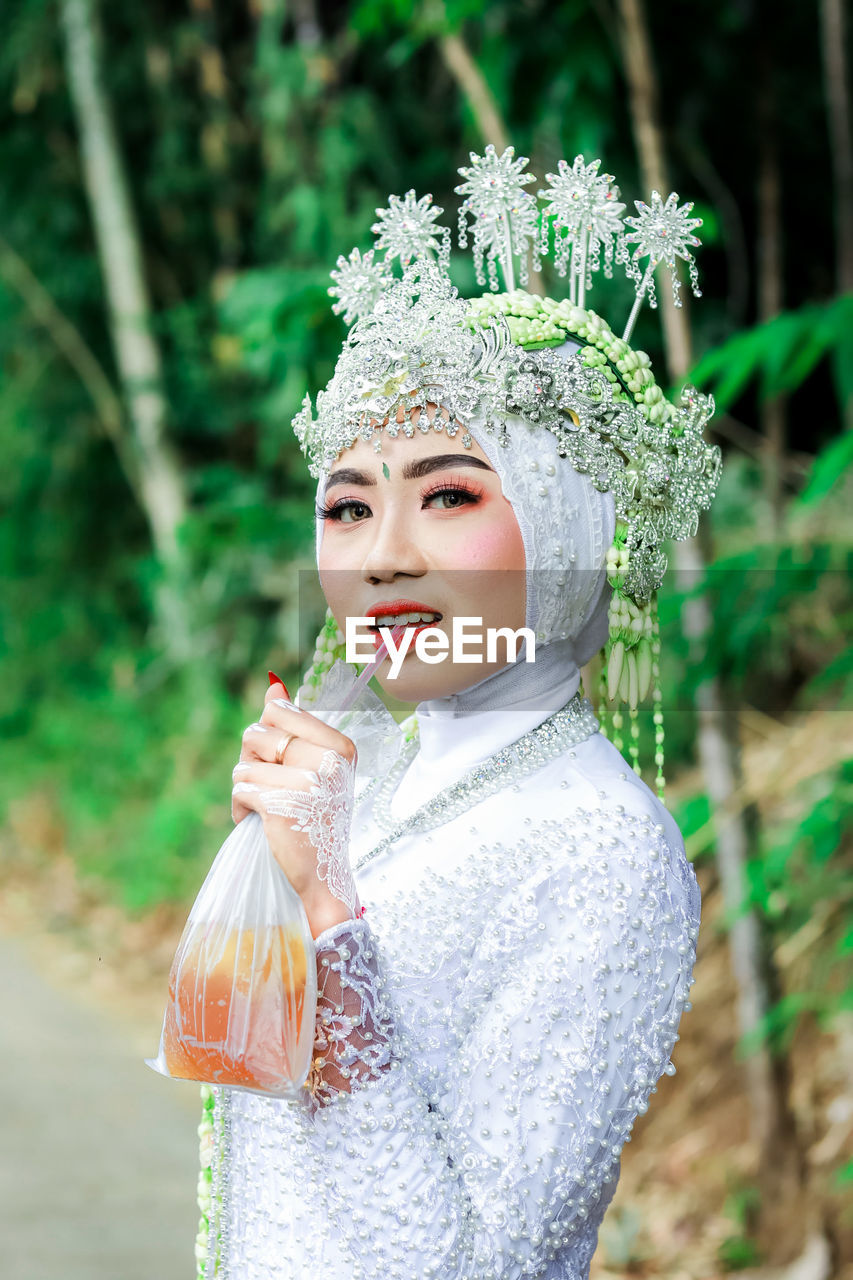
[297,659,403,782]
[146,811,318,1097]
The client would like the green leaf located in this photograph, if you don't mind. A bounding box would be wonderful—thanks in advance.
[690,328,770,410]
[797,430,853,507]
[689,296,853,413]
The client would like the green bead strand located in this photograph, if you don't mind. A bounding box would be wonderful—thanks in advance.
[467,291,677,428]
[611,706,624,755]
[628,705,641,776]
[299,608,347,706]
[399,712,419,744]
[195,1085,215,1280]
[596,648,609,742]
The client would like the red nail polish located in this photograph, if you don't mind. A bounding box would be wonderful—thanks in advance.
[268,670,290,699]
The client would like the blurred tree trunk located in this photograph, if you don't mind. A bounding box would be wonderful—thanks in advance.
[422,0,508,150]
[291,0,321,47]
[59,0,194,664]
[0,232,137,488]
[438,32,509,154]
[820,0,853,434]
[429,5,544,293]
[615,0,806,1248]
[189,0,241,265]
[820,0,853,297]
[757,31,786,534]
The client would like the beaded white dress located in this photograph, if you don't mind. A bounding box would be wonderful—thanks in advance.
[213,659,700,1280]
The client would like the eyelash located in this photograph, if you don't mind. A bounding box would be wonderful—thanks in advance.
[316,479,483,523]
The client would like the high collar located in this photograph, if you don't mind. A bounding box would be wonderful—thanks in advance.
[415,637,580,754]
[387,641,581,820]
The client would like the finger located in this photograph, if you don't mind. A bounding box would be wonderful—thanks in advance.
[231,777,260,824]
[267,671,290,699]
[240,731,325,771]
[231,770,319,825]
[263,681,294,709]
[239,721,279,764]
[259,698,356,762]
[232,761,321,791]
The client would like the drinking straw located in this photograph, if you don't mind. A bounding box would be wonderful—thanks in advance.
[337,624,405,715]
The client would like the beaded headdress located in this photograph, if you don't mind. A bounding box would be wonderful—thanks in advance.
[293,146,722,796]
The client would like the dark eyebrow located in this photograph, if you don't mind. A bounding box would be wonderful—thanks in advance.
[325,467,376,489]
[401,454,494,480]
[325,453,494,489]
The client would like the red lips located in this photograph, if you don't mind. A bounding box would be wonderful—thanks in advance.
[365,598,443,620]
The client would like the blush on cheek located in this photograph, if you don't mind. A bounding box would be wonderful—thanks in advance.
[463,523,526,572]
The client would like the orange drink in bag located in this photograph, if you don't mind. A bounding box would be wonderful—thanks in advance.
[147,813,318,1096]
[162,924,309,1091]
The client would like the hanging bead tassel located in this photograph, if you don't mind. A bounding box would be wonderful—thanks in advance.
[596,646,609,741]
[600,634,625,755]
[628,704,641,776]
[651,602,666,804]
[599,640,625,751]
[600,582,665,794]
[196,1085,215,1280]
[199,1086,228,1279]
[611,704,624,756]
[298,607,347,707]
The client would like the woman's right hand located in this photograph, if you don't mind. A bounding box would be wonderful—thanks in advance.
[230,678,359,933]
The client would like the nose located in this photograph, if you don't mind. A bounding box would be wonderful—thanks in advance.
[360,505,428,585]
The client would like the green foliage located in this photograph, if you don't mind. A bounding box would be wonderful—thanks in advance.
[739,756,853,1052]
[0,0,849,1024]
[798,429,853,508]
[1,11,846,1276]
[717,1179,763,1271]
[598,1204,647,1270]
[690,295,853,424]
[660,428,852,1059]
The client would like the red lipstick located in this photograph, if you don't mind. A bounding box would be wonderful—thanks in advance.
[365,599,443,619]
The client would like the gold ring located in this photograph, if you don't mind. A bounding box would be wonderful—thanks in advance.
[274,733,293,766]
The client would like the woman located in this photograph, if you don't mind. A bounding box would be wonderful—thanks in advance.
[201,149,720,1279]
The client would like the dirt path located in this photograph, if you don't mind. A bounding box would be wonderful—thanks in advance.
[0,931,201,1280]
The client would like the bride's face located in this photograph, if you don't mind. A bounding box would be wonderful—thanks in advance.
[317,417,527,703]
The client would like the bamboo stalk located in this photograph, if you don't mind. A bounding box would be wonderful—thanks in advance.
[616,0,806,1227]
[59,0,195,664]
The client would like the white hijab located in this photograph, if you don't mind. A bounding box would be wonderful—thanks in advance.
[313,342,615,717]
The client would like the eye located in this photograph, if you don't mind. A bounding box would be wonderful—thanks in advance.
[422,481,481,511]
[317,498,372,524]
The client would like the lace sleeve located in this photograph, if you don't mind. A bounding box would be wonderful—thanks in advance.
[288,809,700,1280]
[307,917,394,1108]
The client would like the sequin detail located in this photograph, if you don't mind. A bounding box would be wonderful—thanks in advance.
[355,692,600,869]
[216,805,700,1279]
